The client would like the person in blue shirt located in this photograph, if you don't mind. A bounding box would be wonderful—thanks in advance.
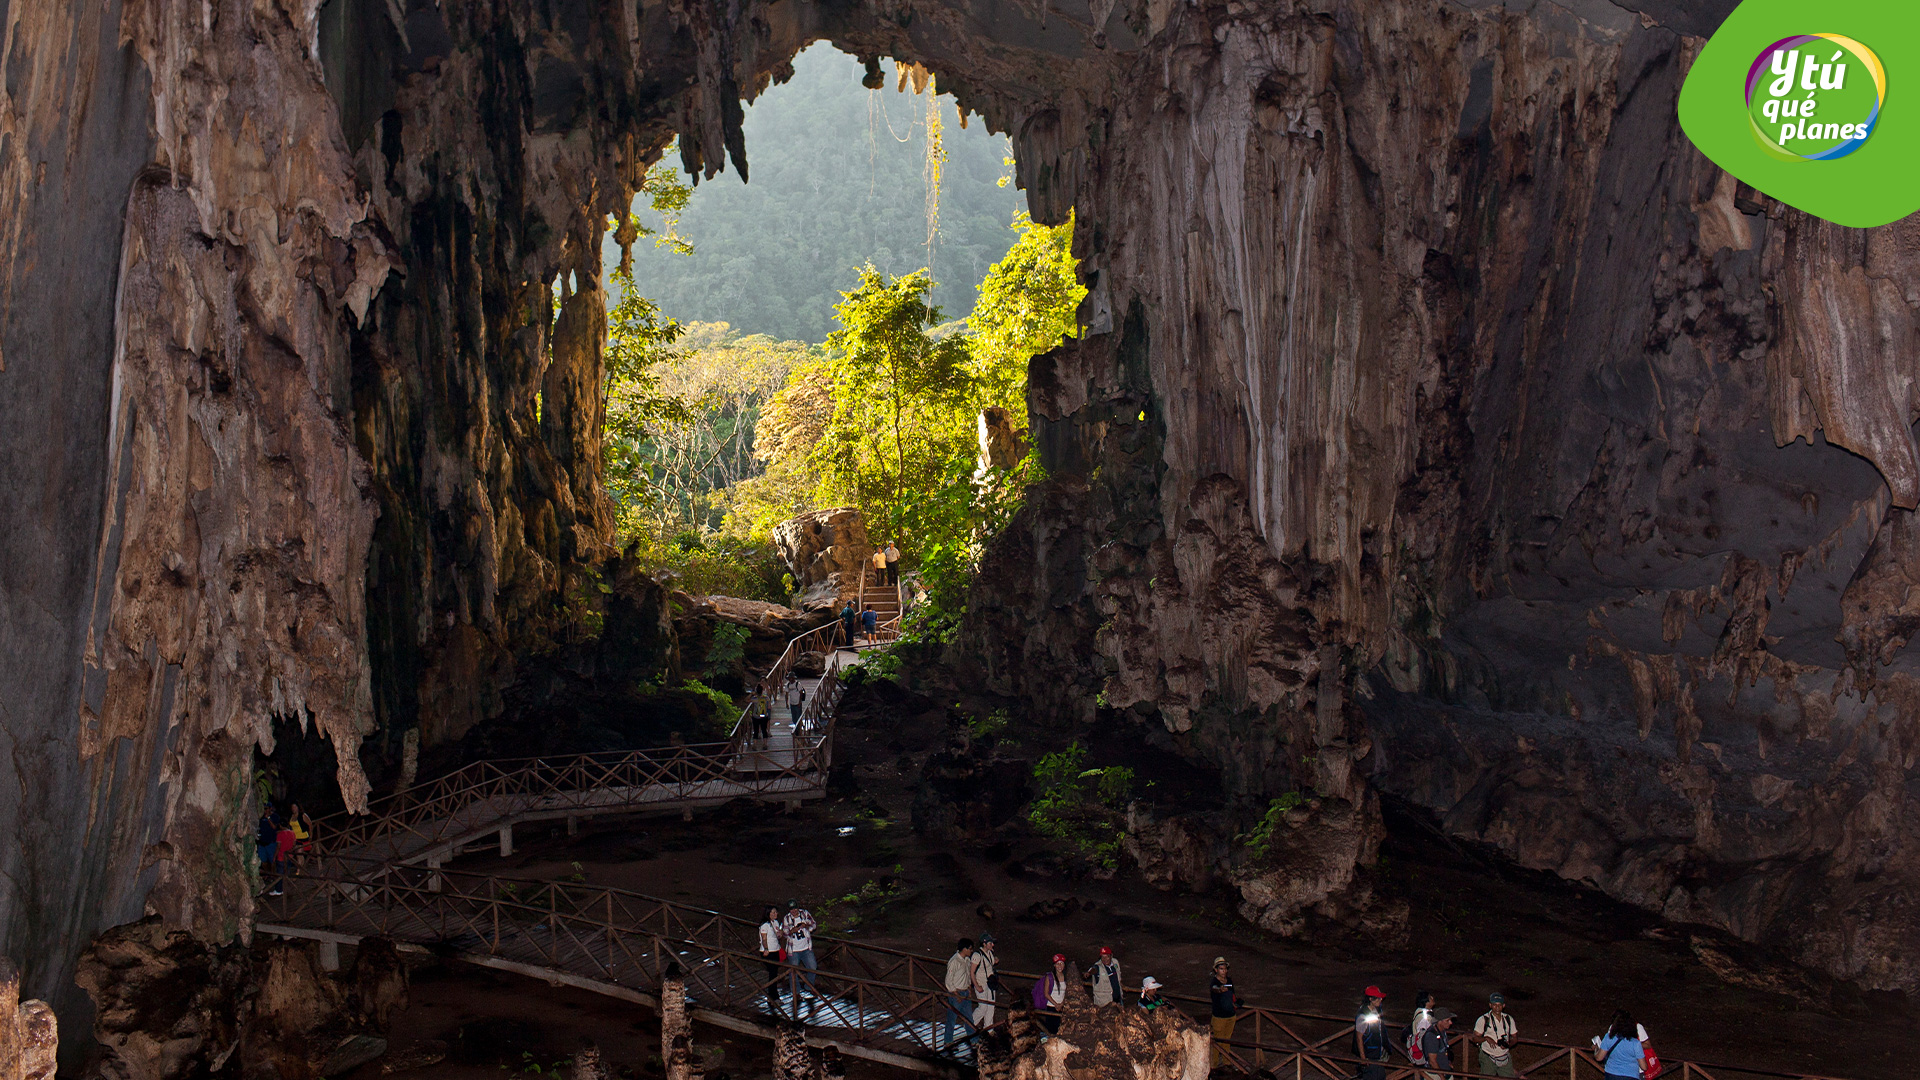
[861,604,878,639]
[1592,1010,1648,1077]
[1353,985,1390,1080]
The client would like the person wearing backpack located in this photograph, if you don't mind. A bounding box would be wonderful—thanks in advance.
[1592,1010,1652,1077]
[1031,953,1071,1034]
[1405,990,1436,1068]
[1419,1009,1457,1079]
[1353,985,1390,1080]
[1471,993,1518,1077]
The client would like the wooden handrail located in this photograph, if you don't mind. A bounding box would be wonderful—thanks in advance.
[259,858,1856,1080]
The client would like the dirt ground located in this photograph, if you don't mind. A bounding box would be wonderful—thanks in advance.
[365,684,1915,1080]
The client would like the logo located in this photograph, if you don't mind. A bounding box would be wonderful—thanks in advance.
[1744,35,1884,160]
[1680,1,1919,228]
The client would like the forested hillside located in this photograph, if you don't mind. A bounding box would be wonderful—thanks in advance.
[609,45,1024,341]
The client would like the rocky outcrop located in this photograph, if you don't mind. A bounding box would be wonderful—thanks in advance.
[76,920,408,1080]
[772,508,873,607]
[981,999,1209,1080]
[0,960,57,1080]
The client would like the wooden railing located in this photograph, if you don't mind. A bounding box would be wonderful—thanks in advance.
[311,736,831,866]
[258,859,1851,1080]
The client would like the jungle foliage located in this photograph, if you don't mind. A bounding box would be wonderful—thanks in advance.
[613,45,1021,342]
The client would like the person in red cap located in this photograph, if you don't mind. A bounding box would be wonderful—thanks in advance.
[1084,945,1123,1006]
[1030,953,1071,1033]
[1354,985,1390,1080]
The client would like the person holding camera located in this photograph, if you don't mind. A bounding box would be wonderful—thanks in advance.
[1471,993,1519,1077]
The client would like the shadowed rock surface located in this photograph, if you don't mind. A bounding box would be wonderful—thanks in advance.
[9,0,1920,1064]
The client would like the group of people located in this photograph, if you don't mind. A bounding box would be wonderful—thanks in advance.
[753,913,1662,1076]
[253,803,314,895]
[871,542,901,585]
[838,599,881,645]
[749,673,809,743]
[1355,986,1658,1080]
[756,901,820,1016]
[935,941,1244,1063]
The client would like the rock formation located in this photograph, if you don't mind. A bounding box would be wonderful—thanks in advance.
[984,999,1210,1080]
[74,921,406,1080]
[8,0,1920,1056]
[772,508,874,607]
[0,960,57,1080]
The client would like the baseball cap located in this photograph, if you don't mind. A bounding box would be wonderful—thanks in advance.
[1365,985,1385,998]
[1100,945,1113,955]
[1141,977,1161,991]
[1489,993,1506,1004]
[1053,953,1066,964]
[980,932,995,944]
[1433,1008,1457,1021]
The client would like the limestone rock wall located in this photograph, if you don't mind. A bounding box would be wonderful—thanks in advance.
[10,0,1920,1052]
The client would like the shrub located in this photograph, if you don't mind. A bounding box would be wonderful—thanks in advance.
[1025,742,1135,869]
[1238,791,1308,865]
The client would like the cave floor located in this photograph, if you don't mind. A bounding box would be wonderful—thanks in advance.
[364,704,1915,1080]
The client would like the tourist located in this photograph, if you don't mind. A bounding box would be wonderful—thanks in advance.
[273,814,297,888]
[1137,976,1167,1012]
[884,542,901,584]
[1471,993,1518,1077]
[782,900,817,995]
[1592,1010,1650,1078]
[759,905,787,1016]
[1420,1008,1456,1079]
[1354,985,1391,1080]
[287,803,314,869]
[1030,953,1070,1034]
[787,679,804,726]
[753,697,772,744]
[840,599,859,645]
[943,938,977,1048]
[1086,946,1123,1006]
[1208,956,1241,1066]
[255,808,282,895]
[861,604,878,641]
[1406,989,1436,1066]
[870,548,886,584]
[971,932,1000,1029]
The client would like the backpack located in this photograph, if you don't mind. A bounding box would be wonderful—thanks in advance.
[1405,1011,1430,1064]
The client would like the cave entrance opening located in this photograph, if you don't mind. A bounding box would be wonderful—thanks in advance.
[596,41,1073,618]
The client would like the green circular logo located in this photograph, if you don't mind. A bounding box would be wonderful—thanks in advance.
[1746,34,1886,160]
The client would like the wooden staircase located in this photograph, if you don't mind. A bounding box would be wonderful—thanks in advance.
[857,563,902,642]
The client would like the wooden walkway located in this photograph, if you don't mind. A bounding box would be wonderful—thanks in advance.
[258,579,1854,1080]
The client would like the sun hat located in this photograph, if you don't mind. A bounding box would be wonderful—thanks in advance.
[1212,956,1228,967]
[1489,993,1506,1004]
[1365,985,1385,998]
[1433,1008,1457,1021]
[1141,977,1161,991]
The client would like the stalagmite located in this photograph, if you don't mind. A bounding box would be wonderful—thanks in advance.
[660,965,703,1080]
[570,1042,608,1080]
[771,1022,815,1080]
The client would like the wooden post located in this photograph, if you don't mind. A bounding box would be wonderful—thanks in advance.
[427,856,443,893]
[566,815,579,837]
[318,940,340,972]
[499,823,514,857]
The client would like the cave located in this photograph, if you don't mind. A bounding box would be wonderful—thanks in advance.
[3,0,1918,1070]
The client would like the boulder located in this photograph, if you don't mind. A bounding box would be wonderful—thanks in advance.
[771,509,872,598]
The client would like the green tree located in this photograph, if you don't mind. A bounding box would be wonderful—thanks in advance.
[965,211,1085,431]
[817,266,974,521]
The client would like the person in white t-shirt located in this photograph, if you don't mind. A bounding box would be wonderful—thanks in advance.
[1471,993,1518,1077]
[757,905,787,1015]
